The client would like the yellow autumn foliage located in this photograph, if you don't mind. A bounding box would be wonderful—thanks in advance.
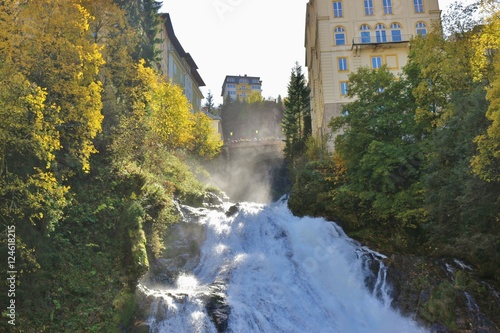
[136,61,195,149]
[15,0,105,172]
[190,112,223,159]
[1,0,105,232]
[470,4,500,181]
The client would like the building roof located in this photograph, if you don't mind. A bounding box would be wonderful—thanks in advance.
[204,110,222,120]
[160,13,205,87]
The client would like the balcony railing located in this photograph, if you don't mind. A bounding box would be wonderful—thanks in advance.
[352,34,412,46]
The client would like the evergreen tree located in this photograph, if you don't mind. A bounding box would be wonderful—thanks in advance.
[204,90,216,114]
[115,0,162,63]
[282,62,311,159]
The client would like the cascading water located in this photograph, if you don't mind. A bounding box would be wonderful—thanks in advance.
[138,199,427,333]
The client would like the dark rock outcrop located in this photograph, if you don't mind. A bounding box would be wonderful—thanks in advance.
[386,254,500,332]
[203,281,230,333]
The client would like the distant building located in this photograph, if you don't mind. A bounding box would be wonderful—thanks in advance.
[305,0,441,145]
[201,107,224,141]
[158,13,205,111]
[221,75,262,102]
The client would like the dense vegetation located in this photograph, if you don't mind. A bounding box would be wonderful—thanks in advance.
[281,63,312,160]
[286,2,500,281]
[0,0,222,331]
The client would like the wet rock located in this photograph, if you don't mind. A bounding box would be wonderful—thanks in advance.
[203,281,230,333]
[133,289,157,322]
[386,254,500,332]
[203,191,227,209]
[225,203,239,217]
[360,251,382,293]
[149,221,206,282]
[129,320,150,333]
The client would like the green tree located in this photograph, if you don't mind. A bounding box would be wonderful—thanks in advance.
[282,62,311,159]
[115,0,162,63]
[330,66,425,235]
[391,4,498,273]
[204,90,217,114]
[82,0,139,151]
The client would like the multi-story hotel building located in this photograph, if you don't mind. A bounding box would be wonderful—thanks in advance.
[158,13,205,112]
[305,0,441,143]
[221,75,262,102]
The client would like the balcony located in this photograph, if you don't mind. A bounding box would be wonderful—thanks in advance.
[351,34,412,52]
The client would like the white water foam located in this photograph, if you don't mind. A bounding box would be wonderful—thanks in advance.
[142,200,428,333]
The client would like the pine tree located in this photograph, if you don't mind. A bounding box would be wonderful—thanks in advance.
[115,0,162,63]
[282,63,311,159]
[204,90,216,114]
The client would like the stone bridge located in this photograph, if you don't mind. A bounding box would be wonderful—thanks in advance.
[223,139,285,161]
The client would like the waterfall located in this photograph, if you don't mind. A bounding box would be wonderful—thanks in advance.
[139,200,427,333]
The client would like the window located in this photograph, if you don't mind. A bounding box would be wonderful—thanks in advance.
[227,77,236,82]
[360,24,371,43]
[416,22,427,36]
[375,23,387,43]
[252,79,260,83]
[371,56,382,68]
[364,0,374,15]
[168,56,174,76]
[390,23,402,42]
[239,78,248,83]
[338,57,348,71]
[383,0,393,14]
[240,86,246,90]
[340,81,349,96]
[334,27,346,45]
[414,0,424,13]
[333,1,343,17]
[252,85,261,90]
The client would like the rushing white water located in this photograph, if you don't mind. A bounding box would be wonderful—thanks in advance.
[140,200,427,333]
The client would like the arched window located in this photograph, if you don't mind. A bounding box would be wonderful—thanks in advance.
[375,23,387,43]
[360,24,371,43]
[416,22,427,36]
[390,23,402,42]
[334,26,346,45]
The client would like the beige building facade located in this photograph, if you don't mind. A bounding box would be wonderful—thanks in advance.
[158,13,205,112]
[305,0,441,143]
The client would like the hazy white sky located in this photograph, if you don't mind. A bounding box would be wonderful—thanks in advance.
[160,0,470,106]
